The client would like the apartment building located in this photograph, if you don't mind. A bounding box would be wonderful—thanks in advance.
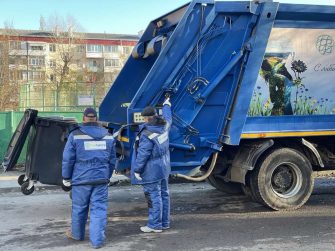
[0,29,138,110]
[7,29,138,82]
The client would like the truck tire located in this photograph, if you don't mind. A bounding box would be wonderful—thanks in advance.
[241,184,252,198]
[207,174,243,194]
[251,148,314,210]
[242,173,262,203]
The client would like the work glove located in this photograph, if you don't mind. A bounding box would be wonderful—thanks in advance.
[62,179,72,192]
[63,179,71,187]
[134,172,142,181]
[163,97,171,107]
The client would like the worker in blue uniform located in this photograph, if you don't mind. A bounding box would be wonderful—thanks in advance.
[131,97,172,233]
[62,107,117,248]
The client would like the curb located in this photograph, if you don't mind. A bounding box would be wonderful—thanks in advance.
[0,176,18,181]
[0,185,61,194]
[0,179,132,194]
[0,174,198,194]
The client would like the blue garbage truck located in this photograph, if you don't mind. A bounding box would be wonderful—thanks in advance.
[3,0,335,211]
[99,0,335,210]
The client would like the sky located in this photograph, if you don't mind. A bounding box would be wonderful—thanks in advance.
[0,0,334,35]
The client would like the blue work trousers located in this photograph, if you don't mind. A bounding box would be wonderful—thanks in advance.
[142,179,170,230]
[71,184,108,247]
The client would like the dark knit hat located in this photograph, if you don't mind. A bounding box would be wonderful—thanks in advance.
[83,107,97,117]
[141,106,157,117]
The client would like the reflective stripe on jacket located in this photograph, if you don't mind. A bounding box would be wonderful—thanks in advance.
[62,122,117,186]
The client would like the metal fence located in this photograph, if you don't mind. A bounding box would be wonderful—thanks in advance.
[19,82,111,112]
[0,111,85,165]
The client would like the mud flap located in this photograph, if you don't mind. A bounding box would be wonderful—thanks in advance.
[230,139,274,184]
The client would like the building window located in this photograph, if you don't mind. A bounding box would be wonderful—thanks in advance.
[105,59,119,67]
[9,71,23,81]
[9,56,27,65]
[10,41,21,50]
[14,56,27,65]
[22,71,44,81]
[76,45,85,52]
[29,57,45,66]
[104,45,119,53]
[49,60,56,67]
[123,46,131,54]
[49,44,56,52]
[9,56,16,65]
[22,72,27,81]
[9,41,27,50]
[88,60,98,67]
[111,59,119,67]
[30,45,44,51]
[21,42,27,50]
[28,71,45,81]
[9,41,18,50]
[105,59,112,67]
[87,44,102,53]
[50,74,55,81]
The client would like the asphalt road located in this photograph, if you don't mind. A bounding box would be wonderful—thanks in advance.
[1,179,335,251]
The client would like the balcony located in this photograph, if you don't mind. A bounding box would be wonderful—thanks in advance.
[86,52,103,58]
[9,49,46,57]
[87,65,103,72]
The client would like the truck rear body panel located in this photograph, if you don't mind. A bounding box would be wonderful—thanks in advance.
[98,1,335,174]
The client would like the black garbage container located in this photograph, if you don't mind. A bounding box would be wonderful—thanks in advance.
[25,117,78,187]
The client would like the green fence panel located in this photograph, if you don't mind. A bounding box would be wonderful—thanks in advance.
[0,112,12,166]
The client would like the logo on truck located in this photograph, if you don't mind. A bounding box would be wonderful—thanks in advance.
[316,35,334,55]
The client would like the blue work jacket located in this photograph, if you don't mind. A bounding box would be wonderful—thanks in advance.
[131,105,172,185]
[62,122,117,186]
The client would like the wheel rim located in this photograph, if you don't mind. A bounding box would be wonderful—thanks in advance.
[270,162,303,199]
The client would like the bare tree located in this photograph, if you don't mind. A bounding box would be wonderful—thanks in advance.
[0,21,20,111]
[39,15,46,31]
[45,15,87,110]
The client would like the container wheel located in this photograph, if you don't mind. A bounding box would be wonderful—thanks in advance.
[206,174,243,194]
[17,174,26,186]
[21,181,35,195]
[251,148,314,210]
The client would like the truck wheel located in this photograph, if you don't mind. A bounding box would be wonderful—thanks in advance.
[17,174,26,186]
[21,181,35,195]
[207,174,243,194]
[251,148,314,210]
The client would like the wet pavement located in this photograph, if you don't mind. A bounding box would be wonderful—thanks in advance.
[1,176,335,250]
